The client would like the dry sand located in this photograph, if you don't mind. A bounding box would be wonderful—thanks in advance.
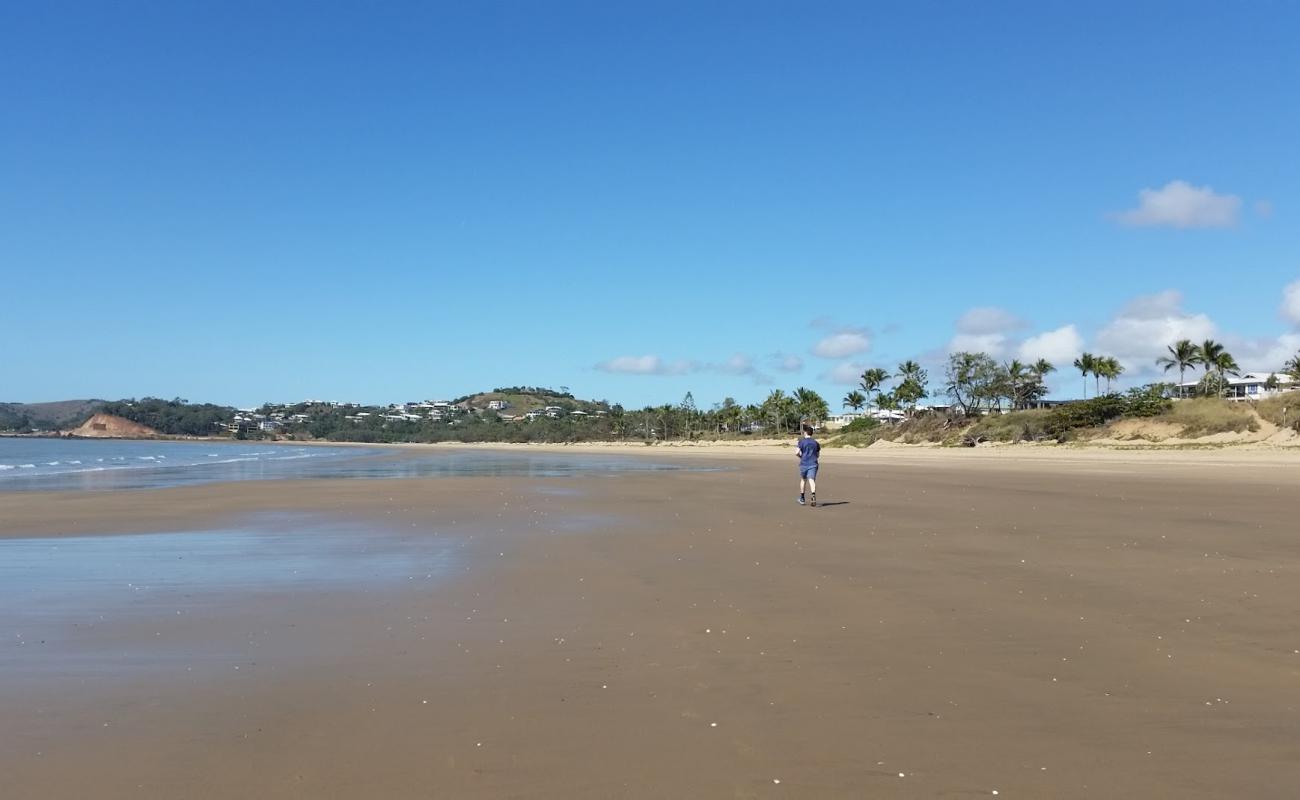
[3,449,1299,798]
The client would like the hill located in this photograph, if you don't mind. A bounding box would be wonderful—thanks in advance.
[0,399,105,432]
[455,387,613,416]
[68,413,160,439]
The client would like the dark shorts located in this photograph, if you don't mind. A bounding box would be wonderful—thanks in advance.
[800,465,818,480]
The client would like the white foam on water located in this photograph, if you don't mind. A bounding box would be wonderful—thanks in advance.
[0,465,14,471]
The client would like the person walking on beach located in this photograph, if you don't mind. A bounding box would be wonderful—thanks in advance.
[796,424,820,507]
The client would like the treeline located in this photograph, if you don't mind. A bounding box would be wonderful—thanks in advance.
[98,397,237,436]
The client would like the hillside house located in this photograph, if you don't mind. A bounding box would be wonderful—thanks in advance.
[487,399,510,410]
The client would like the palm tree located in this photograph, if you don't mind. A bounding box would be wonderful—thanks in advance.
[1285,351,1300,381]
[1004,359,1028,409]
[762,389,789,435]
[793,387,830,427]
[842,390,866,413]
[859,368,890,407]
[1073,353,1097,399]
[1195,340,1237,397]
[1098,356,1124,393]
[894,361,928,417]
[1156,339,1198,398]
[1196,340,1224,380]
[1032,359,1056,380]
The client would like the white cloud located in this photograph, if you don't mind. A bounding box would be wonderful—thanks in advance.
[1017,324,1084,366]
[812,331,872,359]
[946,306,1026,357]
[1093,290,1216,372]
[770,353,804,373]
[594,352,772,383]
[713,353,772,385]
[1281,279,1300,326]
[955,306,1025,335]
[1226,333,1300,373]
[1113,180,1241,229]
[821,362,870,386]
[595,355,695,375]
[949,332,1009,357]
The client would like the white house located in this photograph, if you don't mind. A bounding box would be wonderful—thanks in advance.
[1178,372,1296,401]
[487,399,510,411]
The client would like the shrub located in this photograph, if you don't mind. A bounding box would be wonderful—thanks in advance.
[841,416,880,434]
[1256,394,1300,432]
[886,411,963,444]
[1123,384,1174,417]
[1044,394,1129,439]
[966,409,1052,442]
[1165,398,1258,437]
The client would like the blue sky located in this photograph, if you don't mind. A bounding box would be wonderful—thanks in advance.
[4,2,1298,409]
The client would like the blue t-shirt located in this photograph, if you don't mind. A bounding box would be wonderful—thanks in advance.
[798,437,820,468]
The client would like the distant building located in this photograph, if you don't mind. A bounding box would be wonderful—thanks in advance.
[487,399,510,410]
[1177,372,1296,401]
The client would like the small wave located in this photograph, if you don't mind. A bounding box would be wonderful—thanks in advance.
[208,457,261,465]
[271,454,315,461]
[0,465,14,471]
[68,460,81,464]
[19,464,36,469]
[137,456,157,461]
[46,461,61,466]
[207,453,219,457]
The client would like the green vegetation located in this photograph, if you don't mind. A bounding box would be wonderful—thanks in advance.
[98,397,237,436]
[1257,394,1300,432]
[0,400,105,432]
[1159,398,1259,437]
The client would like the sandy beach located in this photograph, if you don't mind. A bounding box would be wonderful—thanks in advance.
[3,447,1300,798]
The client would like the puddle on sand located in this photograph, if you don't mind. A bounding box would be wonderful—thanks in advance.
[0,513,457,685]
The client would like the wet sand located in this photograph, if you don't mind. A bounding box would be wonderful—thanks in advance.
[3,453,1300,798]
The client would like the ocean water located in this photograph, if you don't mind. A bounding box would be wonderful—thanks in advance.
[0,437,704,491]
[0,513,459,682]
[0,438,371,491]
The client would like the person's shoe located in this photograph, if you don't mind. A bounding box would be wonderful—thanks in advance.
[810,494,818,507]
[797,495,806,506]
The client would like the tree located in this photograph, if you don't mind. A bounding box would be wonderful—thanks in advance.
[1285,352,1300,382]
[859,368,890,407]
[1004,359,1029,410]
[945,352,999,415]
[1073,353,1097,399]
[842,390,867,413]
[1196,340,1238,397]
[1096,356,1124,394]
[1156,339,1198,399]
[893,361,928,417]
[1025,359,1056,407]
[794,387,830,427]
[680,392,697,440]
[762,389,790,435]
